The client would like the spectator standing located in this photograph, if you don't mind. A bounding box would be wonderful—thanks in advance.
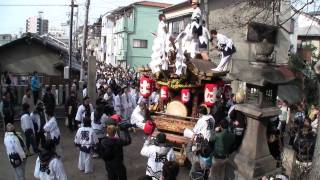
[98,124,131,180]
[65,91,78,131]
[4,123,27,180]
[43,86,56,112]
[31,71,41,105]
[22,88,35,112]
[3,91,14,125]
[20,103,39,155]
[209,119,235,180]
[30,102,46,149]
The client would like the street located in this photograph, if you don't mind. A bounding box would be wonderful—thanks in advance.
[0,118,189,180]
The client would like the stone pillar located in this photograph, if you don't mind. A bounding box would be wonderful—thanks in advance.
[233,104,280,179]
[88,56,96,105]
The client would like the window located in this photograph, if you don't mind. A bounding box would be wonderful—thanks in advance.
[133,39,147,48]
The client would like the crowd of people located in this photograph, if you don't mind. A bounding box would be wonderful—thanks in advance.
[1,1,319,180]
[2,69,319,180]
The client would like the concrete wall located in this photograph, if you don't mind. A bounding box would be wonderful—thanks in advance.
[208,0,292,71]
[127,5,162,67]
[0,42,62,76]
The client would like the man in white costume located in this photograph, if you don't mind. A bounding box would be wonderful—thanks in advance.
[149,14,169,75]
[141,133,176,180]
[4,123,27,180]
[113,90,122,116]
[131,102,147,129]
[34,141,67,180]
[74,117,98,173]
[43,110,61,146]
[199,20,211,61]
[184,106,215,142]
[210,30,236,72]
[121,87,134,120]
[75,97,94,127]
[175,1,202,70]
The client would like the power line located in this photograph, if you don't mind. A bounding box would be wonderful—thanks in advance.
[0,4,70,7]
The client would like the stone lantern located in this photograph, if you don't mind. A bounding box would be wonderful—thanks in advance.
[229,39,295,179]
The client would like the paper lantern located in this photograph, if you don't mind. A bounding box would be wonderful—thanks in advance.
[140,76,152,98]
[160,86,169,100]
[223,85,232,100]
[204,84,218,107]
[181,89,191,103]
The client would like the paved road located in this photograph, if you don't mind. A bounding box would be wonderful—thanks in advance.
[0,118,189,180]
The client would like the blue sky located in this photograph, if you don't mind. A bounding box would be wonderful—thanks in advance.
[0,0,184,35]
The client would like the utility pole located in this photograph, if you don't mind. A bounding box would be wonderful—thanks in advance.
[80,0,90,81]
[68,0,77,91]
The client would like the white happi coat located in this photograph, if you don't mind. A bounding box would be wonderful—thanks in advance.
[75,104,94,123]
[43,117,60,140]
[4,132,26,162]
[140,140,176,180]
[74,127,98,149]
[90,112,108,139]
[74,127,98,173]
[130,106,146,129]
[149,20,169,74]
[216,33,234,51]
[21,113,34,133]
[174,37,187,75]
[34,157,67,180]
[193,115,215,141]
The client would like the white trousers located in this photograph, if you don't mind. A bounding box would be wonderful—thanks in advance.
[78,151,93,173]
[14,159,26,180]
[214,54,232,71]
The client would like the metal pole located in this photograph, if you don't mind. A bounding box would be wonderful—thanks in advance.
[69,0,74,91]
[80,0,90,81]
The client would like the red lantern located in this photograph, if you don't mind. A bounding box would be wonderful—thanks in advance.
[223,85,232,100]
[204,84,218,107]
[160,86,169,100]
[181,89,190,103]
[140,76,152,98]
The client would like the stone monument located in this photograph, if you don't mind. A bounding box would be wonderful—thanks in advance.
[229,39,295,179]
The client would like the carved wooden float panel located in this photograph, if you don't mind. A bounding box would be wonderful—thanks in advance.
[152,115,196,134]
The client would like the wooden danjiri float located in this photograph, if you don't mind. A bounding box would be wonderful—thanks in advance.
[137,54,229,165]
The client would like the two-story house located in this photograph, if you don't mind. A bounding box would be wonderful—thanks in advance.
[101,1,171,68]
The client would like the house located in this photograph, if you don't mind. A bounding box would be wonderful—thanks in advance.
[101,1,171,68]
[100,12,117,65]
[0,34,15,46]
[291,10,320,61]
[161,1,193,37]
[0,33,80,85]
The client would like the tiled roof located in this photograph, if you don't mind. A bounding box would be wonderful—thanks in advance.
[135,1,171,8]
